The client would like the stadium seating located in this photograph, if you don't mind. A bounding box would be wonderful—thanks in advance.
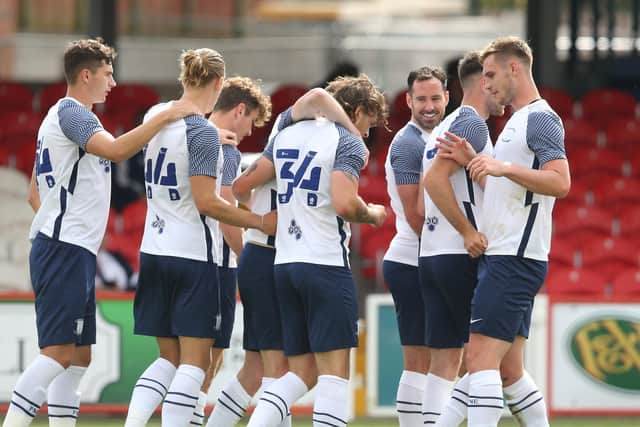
[591,176,640,215]
[581,88,637,129]
[391,90,410,122]
[557,179,589,207]
[553,205,614,243]
[102,84,160,119]
[539,86,575,119]
[0,82,34,114]
[359,226,394,279]
[563,118,600,153]
[581,237,639,281]
[545,267,607,295]
[269,84,308,116]
[38,81,67,114]
[0,111,41,144]
[548,237,579,268]
[568,148,626,188]
[611,268,640,296]
[616,206,640,237]
[604,118,640,155]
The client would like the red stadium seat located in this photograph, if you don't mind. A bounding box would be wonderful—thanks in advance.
[611,268,640,296]
[563,118,600,154]
[557,180,589,207]
[13,143,36,177]
[103,84,159,119]
[580,88,637,130]
[553,206,613,242]
[540,86,574,119]
[549,237,579,268]
[604,118,640,155]
[591,176,640,215]
[358,173,389,205]
[38,82,67,114]
[359,226,394,279]
[569,148,626,187]
[121,197,147,233]
[581,237,639,281]
[0,111,42,144]
[630,151,640,178]
[269,84,308,117]
[545,267,607,295]
[391,90,410,122]
[0,82,34,113]
[104,229,142,272]
[617,206,640,237]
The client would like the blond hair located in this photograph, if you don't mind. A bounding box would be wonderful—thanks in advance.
[214,76,272,127]
[481,36,533,67]
[325,74,388,127]
[179,48,225,88]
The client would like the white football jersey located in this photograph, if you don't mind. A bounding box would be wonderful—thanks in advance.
[383,122,428,266]
[272,119,366,267]
[140,103,220,263]
[420,105,493,256]
[30,97,110,255]
[482,99,565,261]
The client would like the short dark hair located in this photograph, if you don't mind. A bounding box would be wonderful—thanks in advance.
[407,66,447,93]
[457,51,483,88]
[213,76,272,127]
[64,37,116,84]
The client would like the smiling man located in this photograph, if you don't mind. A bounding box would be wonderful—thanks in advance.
[382,65,448,427]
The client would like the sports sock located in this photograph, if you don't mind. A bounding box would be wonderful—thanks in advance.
[435,374,470,426]
[467,370,503,427]
[422,373,454,425]
[161,364,205,427]
[503,371,549,427]
[124,358,176,427]
[396,370,427,427]
[313,375,349,427]
[47,365,87,426]
[205,375,251,427]
[246,372,307,427]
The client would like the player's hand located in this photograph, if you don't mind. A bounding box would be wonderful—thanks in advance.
[436,131,476,167]
[467,155,509,182]
[218,128,239,146]
[165,99,202,121]
[368,203,387,227]
[463,230,488,258]
[260,210,277,236]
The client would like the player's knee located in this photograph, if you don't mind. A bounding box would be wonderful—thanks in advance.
[500,363,523,386]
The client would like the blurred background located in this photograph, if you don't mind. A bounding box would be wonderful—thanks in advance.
[0,0,639,422]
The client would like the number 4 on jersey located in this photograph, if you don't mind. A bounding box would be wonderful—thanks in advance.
[276,149,321,207]
[145,147,180,200]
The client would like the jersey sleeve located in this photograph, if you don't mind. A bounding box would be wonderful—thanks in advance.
[185,116,219,178]
[448,111,489,154]
[221,145,241,186]
[58,100,105,150]
[334,125,367,179]
[263,107,294,162]
[526,111,566,165]
[389,131,425,185]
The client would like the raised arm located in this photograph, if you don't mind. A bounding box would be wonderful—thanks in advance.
[291,88,360,135]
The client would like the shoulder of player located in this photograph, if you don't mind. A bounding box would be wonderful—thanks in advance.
[526,109,563,134]
[391,122,424,148]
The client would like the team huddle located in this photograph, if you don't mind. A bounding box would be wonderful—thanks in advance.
[2,34,569,427]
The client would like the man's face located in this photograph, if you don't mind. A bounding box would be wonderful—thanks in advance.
[482,76,506,117]
[353,109,377,139]
[482,54,514,107]
[233,107,259,142]
[88,62,116,104]
[406,78,448,132]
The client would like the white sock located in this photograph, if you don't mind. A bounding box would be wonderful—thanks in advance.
[435,374,470,427]
[124,358,176,427]
[190,391,208,426]
[247,372,308,427]
[422,374,455,425]
[47,365,87,426]
[313,375,349,427]
[503,371,549,427]
[467,370,503,427]
[205,375,251,427]
[261,378,292,427]
[3,354,65,427]
[161,364,205,427]
[396,370,427,427]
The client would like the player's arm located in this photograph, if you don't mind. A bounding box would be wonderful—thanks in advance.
[85,100,200,163]
[232,156,276,205]
[291,88,360,135]
[331,128,386,226]
[388,140,424,236]
[28,166,40,212]
[219,146,244,257]
[467,111,570,198]
[417,173,425,218]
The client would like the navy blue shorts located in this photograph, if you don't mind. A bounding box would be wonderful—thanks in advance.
[470,255,547,342]
[134,253,221,339]
[30,233,96,348]
[237,243,283,351]
[274,263,358,356]
[419,255,478,348]
[213,266,237,349]
[383,260,426,346]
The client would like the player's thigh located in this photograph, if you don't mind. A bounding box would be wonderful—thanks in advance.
[213,266,237,349]
[274,264,310,356]
[383,260,425,346]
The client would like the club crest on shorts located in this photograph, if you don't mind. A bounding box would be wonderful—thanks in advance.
[74,318,84,336]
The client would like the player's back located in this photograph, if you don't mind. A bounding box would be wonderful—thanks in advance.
[273,119,349,267]
[30,97,111,255]
[482,99,565,260]
[420,105,492,256]
[140,103,218,263]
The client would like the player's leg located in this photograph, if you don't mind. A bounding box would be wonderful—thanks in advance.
[4,236,92,427]
[46,345,91,427]
[125,254,179,427]
[383,260,429,427]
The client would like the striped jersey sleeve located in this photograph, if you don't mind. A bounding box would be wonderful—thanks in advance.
[448,107,489,153]
[526,111,566,165]
[221,145,241,186]
[389,126,425,185]
[185,115,219,178]
[58,99,104,150]
[334,124,367,179]
[263,107,294,161]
